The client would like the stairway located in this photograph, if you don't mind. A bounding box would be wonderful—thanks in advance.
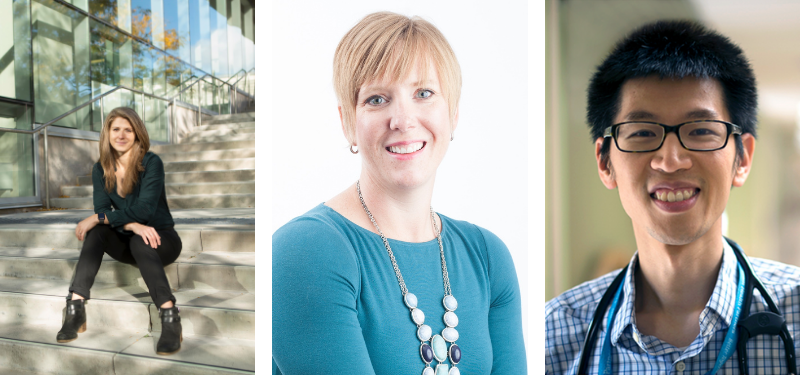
[0,112,256,374]
[51,112,256,210]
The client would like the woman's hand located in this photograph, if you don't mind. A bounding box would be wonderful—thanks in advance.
[75,215,99,241]
[124,222,161,249]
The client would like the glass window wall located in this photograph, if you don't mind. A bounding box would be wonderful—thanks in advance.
[0,102,35,199]
[90,0,131,33]
[0,0,32,102]
[1,0,254,206]
[209,0,227,79]
[32,0,92,130]
[163,0,190,63]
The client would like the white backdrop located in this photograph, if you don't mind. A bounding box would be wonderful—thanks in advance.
[270,0,532,369]
[271,2,527,260]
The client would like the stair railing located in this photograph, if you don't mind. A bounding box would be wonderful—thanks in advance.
[228,68,256,114]
[2,68,253,209]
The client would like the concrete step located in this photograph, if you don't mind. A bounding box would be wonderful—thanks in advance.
[157,148,256,163]
[150,140,255,154]
[0,226,255,253]
[205,113,255,125]
[179,133,253,143]
[78,169,256,185]
[0,366,45,375]
[187,127,256,138]
[48,193,254,209]
[182,130,255,144]
[62,181,255,197]
[0,325,255,374]
[194,122,254,132]
[0,277,254,317]
[0,207,256,373]
[0,250,255,293]
[164,158,255,173]
[0,282,254,340]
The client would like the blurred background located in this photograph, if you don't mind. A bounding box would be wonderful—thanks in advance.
[545,0,800,300]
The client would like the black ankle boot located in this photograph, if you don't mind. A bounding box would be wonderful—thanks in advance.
[57,299,86,343]
[156,306,182,355]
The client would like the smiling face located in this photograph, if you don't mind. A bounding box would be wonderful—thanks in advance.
[109,117,136,156]
[351,62,457,189]
[596,75,754,246]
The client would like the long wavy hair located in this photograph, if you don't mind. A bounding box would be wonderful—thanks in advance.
[98,107,150,197]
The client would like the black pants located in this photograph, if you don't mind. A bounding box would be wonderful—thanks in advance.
[69,225,182,307]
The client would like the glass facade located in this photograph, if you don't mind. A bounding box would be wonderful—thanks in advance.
[1,0,255,204]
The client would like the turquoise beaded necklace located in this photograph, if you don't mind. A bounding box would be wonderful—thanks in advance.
[357,181,461,375]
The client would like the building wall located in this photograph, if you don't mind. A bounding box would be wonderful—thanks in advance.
[0,0,255,208]
[37,135,99,200]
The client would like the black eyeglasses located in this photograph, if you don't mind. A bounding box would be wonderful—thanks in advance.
[603,120,743,152]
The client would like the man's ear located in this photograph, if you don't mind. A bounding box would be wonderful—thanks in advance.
[338,106,355,146]
[596,138,617,189]
[732,133,755,187]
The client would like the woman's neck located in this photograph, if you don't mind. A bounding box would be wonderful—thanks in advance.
[358,175,438,242]
[326,174,441,243]
[116,149,133,169]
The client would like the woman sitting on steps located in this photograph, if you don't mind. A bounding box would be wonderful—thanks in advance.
[57,106,184,355]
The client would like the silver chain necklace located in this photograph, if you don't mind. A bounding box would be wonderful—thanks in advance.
[357,181,462,375]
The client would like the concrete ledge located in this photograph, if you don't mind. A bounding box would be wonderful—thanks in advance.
[150,140,255,154]
[0,293,151,332]
[184,127,255,139]
[205,113,255,125]
[157,149,256,163]
[164,159,255,173]
[0,255,179,288]
[0,226,254,252]
[0,335,117,374]
[0,329,254,374]
[149,304,255,340]
[179,133,252,143]
[0,278,255,311]
[78,169,256,185]
[0,287,254,339]
[194,122,254,131]
[115,334,255,373]
[177,263,254,293]
[62,181,256,197]
[51,194,255,209]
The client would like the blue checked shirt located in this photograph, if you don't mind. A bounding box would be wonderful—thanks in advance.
[545,238,800,374]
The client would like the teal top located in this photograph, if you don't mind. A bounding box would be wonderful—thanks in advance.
[272,203,526,374]
[92,151,174,233]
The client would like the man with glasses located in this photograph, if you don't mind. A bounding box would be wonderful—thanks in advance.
[546,20,800,374]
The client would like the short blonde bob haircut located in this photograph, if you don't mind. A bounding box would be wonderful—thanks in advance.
[333,12,462,145]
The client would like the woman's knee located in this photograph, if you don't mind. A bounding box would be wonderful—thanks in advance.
[130,233,180,266]
[81,226,113,251]
[84,225,112,241]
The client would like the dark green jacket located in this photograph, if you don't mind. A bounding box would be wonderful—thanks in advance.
[92,152,174,232]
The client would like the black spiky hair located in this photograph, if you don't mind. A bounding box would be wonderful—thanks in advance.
[587,20,757,150]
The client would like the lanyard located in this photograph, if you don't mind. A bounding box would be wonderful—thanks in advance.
[597,262,746,375]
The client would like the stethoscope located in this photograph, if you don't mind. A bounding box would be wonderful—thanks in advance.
[577,237,797,375]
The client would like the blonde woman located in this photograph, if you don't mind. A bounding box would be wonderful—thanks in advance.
[272,12,526,374]
[58,107,183,355]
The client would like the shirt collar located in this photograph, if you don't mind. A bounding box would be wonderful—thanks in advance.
[609,237,739,346]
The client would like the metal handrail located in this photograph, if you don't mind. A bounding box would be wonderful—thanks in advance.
[172,74,208,101]
[1,86,170,136]
[224,69,247,84]
[229,69,256,113]
[0,68,253,209]
[230,68,256,88]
